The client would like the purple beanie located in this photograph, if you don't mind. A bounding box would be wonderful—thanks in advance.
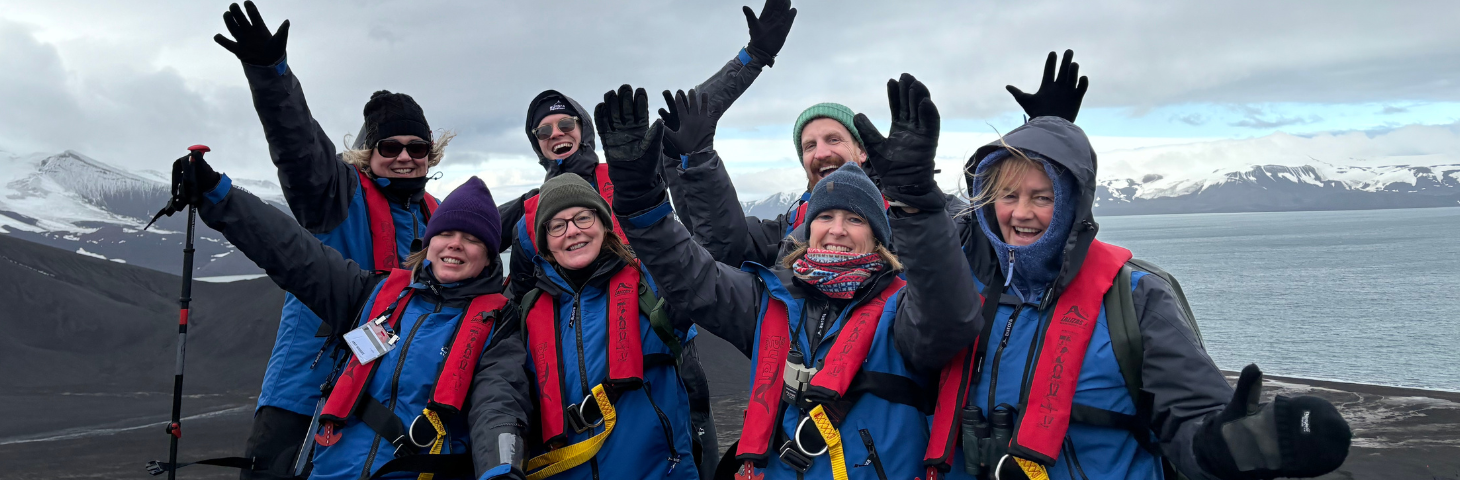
[423,176,502,255]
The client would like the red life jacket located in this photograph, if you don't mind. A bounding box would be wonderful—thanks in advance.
[522,163,628,254]
[785,197,892,234]
[524,262,646,445]
[921,240,1133,476]
[736,277,907,462]
[317,269,508,441]
[358,169,440,271]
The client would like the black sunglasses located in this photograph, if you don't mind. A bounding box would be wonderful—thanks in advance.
[532,116,579,140]
[376,139,432,159]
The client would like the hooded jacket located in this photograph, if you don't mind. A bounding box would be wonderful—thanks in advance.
[196,176,530,480]
[617,183,983,479]
[241,58,436,416]
[952,117,1230,480]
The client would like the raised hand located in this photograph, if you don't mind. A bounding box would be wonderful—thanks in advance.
[1006,50,1089,123]
[853,73,943,211]
[213,1,291,66]
[743,0,797,66]
[596,85,665,211]
[1196,364,1351,480]
[659,89,717,158]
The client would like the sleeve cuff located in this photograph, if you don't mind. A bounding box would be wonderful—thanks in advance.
[737,47,753,66]
[624,200,674,229]
[205,174,232,205]
[477,464,514,480]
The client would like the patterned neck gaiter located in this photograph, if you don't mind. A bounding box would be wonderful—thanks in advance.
[792,249,887,299]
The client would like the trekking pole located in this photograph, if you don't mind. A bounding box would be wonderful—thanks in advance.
[140,145,211,479]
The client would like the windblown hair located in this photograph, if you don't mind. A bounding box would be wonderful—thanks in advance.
[781,240,904,274]
[403,249,429,271]
[342,130,456,175]
[968,138,1048,211]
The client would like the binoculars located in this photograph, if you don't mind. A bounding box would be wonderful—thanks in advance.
[960,403,1017,478]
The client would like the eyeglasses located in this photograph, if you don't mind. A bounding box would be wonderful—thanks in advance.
[547,209,598,237]
[532,116,579,140]
[376,139,432,159]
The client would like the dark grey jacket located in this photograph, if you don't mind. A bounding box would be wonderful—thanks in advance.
[618,189,982,373]
[196,178,532,479]
[964,117,1230,480]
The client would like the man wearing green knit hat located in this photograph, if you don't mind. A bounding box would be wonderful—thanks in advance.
[791,102,868,192]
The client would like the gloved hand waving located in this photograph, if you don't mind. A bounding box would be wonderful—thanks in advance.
[1195,364,1351,480]
[853,73,943,212]
[596,85,665,213]
[1006,50,1089,123]
[214,1,291,66]
[658,89,717,159]
[743,0,797,66]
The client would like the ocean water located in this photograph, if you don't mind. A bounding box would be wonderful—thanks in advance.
[1097,206,1460,392]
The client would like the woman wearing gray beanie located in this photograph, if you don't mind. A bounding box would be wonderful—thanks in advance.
[166,157,530,480]
[604,79,983,480]
[512,173,700,480]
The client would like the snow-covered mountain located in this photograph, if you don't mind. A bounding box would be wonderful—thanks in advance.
[739,191,804,219]
[0,149,286,276]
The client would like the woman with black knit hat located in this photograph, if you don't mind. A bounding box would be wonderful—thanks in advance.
[211,3,455,474]
[604,78,983,480]
[511,172,698,480]
[167,152,530,480]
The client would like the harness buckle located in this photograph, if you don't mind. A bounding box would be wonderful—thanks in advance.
[407,414,438,449]
[565,393,605,434]
[791,416,829,457]
[776,440,814,473]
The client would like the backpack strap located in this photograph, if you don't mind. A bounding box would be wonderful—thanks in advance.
[638,275,682,364]
[1128,258,1202,344]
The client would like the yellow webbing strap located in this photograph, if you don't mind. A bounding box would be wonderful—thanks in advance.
[524,384,616,480]
[417,409,447,480]
[808,405,849,480]
[1014,457,1050,480]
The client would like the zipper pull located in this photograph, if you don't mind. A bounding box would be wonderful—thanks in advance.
[665,455,681,475]
[1003,249,1016,288]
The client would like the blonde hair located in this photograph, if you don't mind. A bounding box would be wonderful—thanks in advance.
[342,130,456,175]
[781,241,904,273]
[403,249,429,270]
[968,139,1047,211]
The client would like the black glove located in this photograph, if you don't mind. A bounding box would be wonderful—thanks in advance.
[1195,364,1351,480]
[659,89,716,159]
[595,84,665,213]
[214,1,290,66]
[742,0,797,66]
[1006,50,1088,123]
[853,73,943,212]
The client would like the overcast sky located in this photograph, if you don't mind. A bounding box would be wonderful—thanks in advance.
[3,0,1459,200]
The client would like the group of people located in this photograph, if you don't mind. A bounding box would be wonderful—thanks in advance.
[166,1,1355,479]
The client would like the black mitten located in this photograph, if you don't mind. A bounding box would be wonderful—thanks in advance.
[1195,364,1352,480]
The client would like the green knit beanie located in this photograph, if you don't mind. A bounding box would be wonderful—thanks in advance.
[792,103,863,158]
[534,173,613,254]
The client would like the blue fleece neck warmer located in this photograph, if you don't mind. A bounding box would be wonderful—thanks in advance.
[973,149,1079,302]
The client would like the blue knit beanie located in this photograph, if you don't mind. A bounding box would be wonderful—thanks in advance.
[805,163,891,246]
[972,149,1078,300]
[423,176,502,256]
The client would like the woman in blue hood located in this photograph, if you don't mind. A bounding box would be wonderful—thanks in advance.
[930,112,1353,480]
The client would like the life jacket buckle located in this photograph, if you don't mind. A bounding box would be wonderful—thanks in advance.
[406,413,438,449]
[776,440,814,473]
[565,393,605,434]
[791,416,829,457]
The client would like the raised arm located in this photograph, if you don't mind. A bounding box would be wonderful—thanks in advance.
[597,85,766,354]
[216,1,355,232]
[856,74,983,371]
[178,155,378,334]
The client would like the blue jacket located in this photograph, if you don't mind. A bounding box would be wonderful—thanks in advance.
[522,251,697,480]
[242,59,433,416]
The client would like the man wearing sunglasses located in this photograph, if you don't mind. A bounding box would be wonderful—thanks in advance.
[211,2,449,478]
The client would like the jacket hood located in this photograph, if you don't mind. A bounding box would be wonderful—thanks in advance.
[525,90,600,181]
[965,117,1100,307]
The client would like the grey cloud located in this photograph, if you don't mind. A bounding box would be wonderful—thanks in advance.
[1230,114,1322,129]
[1171,113,1208,126]
[1380,105,1409,114]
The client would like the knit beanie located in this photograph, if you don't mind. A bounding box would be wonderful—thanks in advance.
[362,90,432,147]
[793,103,864,158]
[534,174,614,254]
[423,176,502,256]
[804,163,891,246]
[972,149,1079,300]
[530,96,581,129]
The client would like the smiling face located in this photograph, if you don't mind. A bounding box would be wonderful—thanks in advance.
[546,206,604,270]
[536,113,581,160]
[426,230,490,283]
[808,209,875,255]
[369,134,430,179]
[993,167,1056,247]
[799,118,867,192]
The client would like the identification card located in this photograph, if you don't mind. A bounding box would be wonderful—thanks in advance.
[344,320,396,365]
